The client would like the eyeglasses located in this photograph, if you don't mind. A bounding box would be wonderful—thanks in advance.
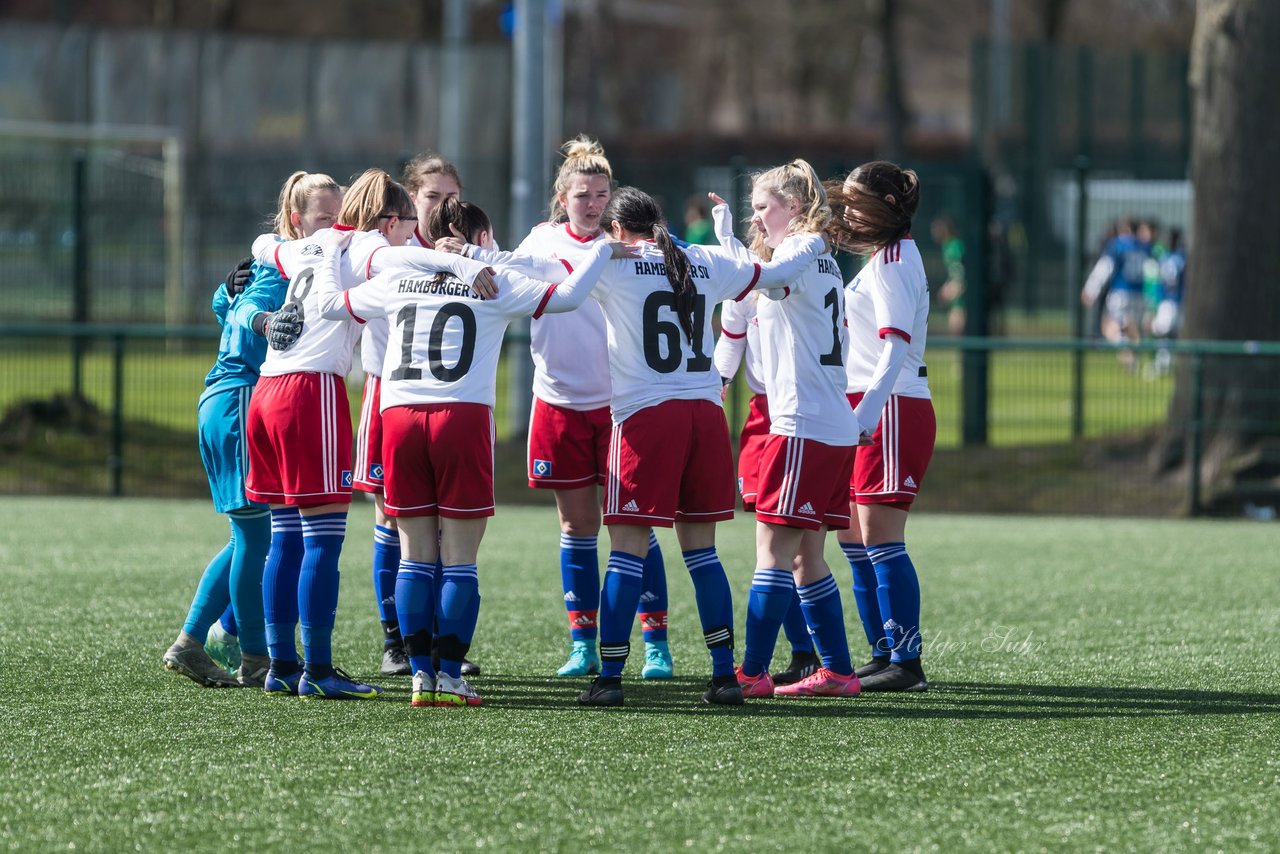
[379,213,418,221]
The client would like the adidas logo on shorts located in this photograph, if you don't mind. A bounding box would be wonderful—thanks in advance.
[797,501,816,515]
[622,500,640,513]
[904,475,917,488]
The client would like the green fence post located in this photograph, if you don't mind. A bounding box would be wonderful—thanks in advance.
[110,333,125,497]
[961,168,991,446]
[1071,157,1089,440]
[1188,351,1204,517]
[71,150,89,400]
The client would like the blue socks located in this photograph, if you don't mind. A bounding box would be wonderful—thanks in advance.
[226,508,270,657]
[796,574,853,675]
[559,533,600,641]
[842,542,885,655]
[741,567,793,677]
[395,558,437,678]
[781,588,813,654]
[373,523,402,646]
[866,542,922,662]
[598,551,645,678]
[218,604,238,637]
[182,539,233,640]
[638,531,668,642]
[298,511,347,677]
[263,507,304,669]
[437,564,480,678]
[683,547,735,677]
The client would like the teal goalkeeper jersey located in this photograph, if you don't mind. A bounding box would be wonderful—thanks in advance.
[202,262,289,397]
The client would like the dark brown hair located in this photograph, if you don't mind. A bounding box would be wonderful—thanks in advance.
[605,186,697,342]
[426,198,492,245]
[402,152,463,195]
[825,160,920,255]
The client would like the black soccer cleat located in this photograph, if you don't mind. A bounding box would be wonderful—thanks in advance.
[380,643,411,676]
[578,676,625,707]
[857,661,928,692]
[854,656,892,679]
[461,657,481,677]
[773,650,821,686]
[702,674,745,706]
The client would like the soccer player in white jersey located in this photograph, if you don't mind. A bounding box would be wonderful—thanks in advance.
[827,161,935,693]
[710,201,820,688]
[706,162,861,699]
[575,186,825,708]
[509,137,675,680]
[314,199,628,707]
[403,152,461,250]
[244,169,486,700]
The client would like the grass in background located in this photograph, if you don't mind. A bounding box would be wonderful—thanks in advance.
[1,498,1277,851]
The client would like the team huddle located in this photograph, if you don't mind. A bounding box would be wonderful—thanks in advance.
[162,137,935,708]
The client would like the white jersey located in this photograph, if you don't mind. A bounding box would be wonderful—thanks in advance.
[757,245,858,445]
[714,296,765,396]
[844,239,931,399]
[327,242,613,411]
[255,228,362,378]
[348,231,393,377]
[592,235,824,423]
[516,222,612,411]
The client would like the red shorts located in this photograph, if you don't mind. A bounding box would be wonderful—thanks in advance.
[527,397,611,490]
[352,374,384,493]
[245,372,354,507]
[604,399,736,527]
[848,392,936,507]
[737,393,771,511]
[755,434,856,530]
[382,402,495,519]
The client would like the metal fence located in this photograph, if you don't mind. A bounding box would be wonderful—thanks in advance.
[3,323,1276,517]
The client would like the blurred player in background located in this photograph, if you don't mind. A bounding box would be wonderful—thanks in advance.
[314,199,621,707]
[828,161,934,693]
[575,186,826,708]
[163,171,340,690]
[709,162,861,700]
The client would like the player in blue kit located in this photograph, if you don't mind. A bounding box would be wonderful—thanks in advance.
[162,171,342,688]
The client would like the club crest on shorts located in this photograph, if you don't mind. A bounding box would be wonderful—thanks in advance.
[533,459,552,478]
[370,463,384,480]
[737,476,744,494]
[341,470,353,488]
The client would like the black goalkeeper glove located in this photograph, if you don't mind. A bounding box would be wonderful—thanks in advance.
[252,308,303,350]
[224,256,254,297]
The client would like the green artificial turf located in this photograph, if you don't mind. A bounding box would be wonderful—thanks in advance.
[1,498,1277,851]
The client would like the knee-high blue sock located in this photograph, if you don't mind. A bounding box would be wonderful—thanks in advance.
[842,542,884,655]
[780,588,812,654]
[298,512,347,677]
[373,524,402,645]
[683,547,735,677]
[182,538,233,639]
[866,542,922,662]
[396,558,437,678]
[437,564,480,679]
[559,533,600,641]
[218,603,238,637]
[263,507,304,669]
[797,574,853,675]
[598,551,645,678]
[227,508,270,657]
[741,568,793,677]
[638,531,669,642]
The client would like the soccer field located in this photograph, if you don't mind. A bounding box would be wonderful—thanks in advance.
[1,498,1277,851]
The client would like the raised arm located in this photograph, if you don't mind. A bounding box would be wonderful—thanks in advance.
[534,241,615,315]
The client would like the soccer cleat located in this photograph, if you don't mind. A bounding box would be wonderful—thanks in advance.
[298,668,383,700]
[735,666,775,699]
[703,674,745,706]
[381,644,412,677]
[263,668,303,696]
[432,641,481,677]
[205,621,242,674]
[641,640,675,680]
[556,640,601,677]
[773,651,820,686]
[236,654,271,689]
[854,656,892,679]
[163,633,239,688]
[857,662,928,693]
[461,658,482,677]
[410,671,437,708]
[773,667,861,697]
[434,672,482,707]
[577,676,624,707]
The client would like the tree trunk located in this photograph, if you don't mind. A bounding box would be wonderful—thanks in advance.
[1155,0,1280,513]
